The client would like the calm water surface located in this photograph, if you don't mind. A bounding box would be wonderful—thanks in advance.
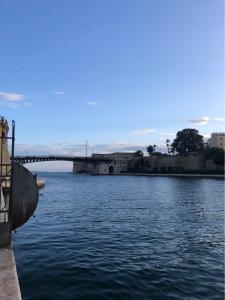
[13,173,224,300]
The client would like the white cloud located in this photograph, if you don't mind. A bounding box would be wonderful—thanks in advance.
[179,116,210,125]
[212,117,225,122]
[86,100,97,106]
[53,91,65,95]
[188,116,210,125]
[130,128,155,135]
[0,92,25,102]
[23,102,33,107]
[180,116,225,126]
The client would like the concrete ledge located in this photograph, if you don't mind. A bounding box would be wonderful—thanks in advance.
[0,248,21,300]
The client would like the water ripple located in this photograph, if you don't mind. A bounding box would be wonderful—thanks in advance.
[13,173,224,300]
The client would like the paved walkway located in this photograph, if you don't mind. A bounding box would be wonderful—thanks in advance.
[0,248,21,300]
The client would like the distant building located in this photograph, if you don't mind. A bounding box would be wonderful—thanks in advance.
[73,152,135,175]
[208,133,225,150]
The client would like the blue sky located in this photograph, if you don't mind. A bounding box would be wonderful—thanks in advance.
[0,0,224,170]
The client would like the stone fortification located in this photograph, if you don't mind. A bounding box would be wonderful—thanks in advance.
[208,133,225,150]
[128,154,223,173]
[0,116,11,177]
[73,152,135,175]
[73,152,223,175]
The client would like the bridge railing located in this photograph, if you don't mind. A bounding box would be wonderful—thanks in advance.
[13,155,113,163]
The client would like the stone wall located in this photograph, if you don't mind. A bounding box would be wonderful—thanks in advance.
[73,152,135,175]
[73,153,224,175]
[128,155,223,173]
[0,117,11,177]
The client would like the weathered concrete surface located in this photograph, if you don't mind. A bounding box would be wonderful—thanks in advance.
[0,248,21,300]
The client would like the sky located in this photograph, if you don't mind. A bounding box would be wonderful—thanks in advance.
[0,0,224,171]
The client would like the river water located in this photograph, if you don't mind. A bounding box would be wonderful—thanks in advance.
[13,173,224,300]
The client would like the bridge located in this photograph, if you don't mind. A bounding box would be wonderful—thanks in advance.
[14,155,113,164]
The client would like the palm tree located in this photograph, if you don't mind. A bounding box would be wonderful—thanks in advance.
[166,139,170,154]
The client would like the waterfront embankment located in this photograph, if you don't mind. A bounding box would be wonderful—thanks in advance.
[0,248,21,300]
[122,173,225,178]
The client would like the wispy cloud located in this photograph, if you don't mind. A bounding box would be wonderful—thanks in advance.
[53,91,65,95]
[23,102,33,107]
[0,101,19,109]
[130,128,155,136]
[212,117,225,122]
[86,100,97,106]
[188,116,210,125]
[179,116,209,125]
[180,116,225,126]
[0,91,25,102]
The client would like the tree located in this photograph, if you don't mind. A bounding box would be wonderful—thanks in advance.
[147,145,154,155]
[165,139,170,154]
[134,150,144,158]
[171,128,203,155]
[147,144,157,156]
[204,147,225,166]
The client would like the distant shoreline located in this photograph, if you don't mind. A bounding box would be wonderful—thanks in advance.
[121,173,225,179]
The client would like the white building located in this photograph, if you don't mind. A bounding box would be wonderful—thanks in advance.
[208,133,225,150]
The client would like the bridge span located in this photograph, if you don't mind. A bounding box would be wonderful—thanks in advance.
[14,155,113,164]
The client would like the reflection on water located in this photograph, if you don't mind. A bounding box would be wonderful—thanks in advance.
[14,174,224,300]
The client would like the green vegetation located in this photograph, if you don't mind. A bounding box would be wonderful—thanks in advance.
[147,145,154,155]
[171,128,204,155]
[203,147,225,166]
[139,129,224,172]
[134,150,144,158]
[165,139,170,153]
